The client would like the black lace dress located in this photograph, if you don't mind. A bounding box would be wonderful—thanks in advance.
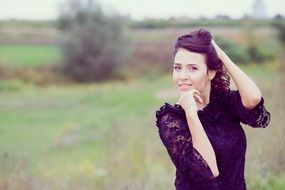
[155,90,271,190]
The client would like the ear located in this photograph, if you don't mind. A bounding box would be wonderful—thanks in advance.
[208,70,216,81]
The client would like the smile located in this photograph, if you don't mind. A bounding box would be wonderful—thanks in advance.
[178,84,192,90]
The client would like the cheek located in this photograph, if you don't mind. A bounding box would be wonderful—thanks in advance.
[191,72,205,81]
[172,71,178,82]
[191,72,208,87]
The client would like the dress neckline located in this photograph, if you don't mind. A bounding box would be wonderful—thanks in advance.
[173,101,211,113]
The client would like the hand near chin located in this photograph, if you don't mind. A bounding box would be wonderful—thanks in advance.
[177,89,204,118]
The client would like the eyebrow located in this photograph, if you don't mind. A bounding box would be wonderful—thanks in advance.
[173,63,198,66]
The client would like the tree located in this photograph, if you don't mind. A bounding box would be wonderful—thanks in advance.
[57,0,130,82]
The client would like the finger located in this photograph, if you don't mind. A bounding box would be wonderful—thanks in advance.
[179,89,201,101]
[194,93,204,104]
[192,89,201,96]
[193,93,199,102]
[212,39,217,46]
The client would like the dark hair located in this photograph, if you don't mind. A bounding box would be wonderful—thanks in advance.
[174,29,230,97]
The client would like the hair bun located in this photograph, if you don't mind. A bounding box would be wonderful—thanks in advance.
[175,29,212,53]
[196,29,212,43]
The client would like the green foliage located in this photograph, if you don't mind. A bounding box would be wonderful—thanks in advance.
[0,17,279,30]
[272,20,285,45]
[214,36,279,64]
[247,38,280,63]
[215,36,250,64]
[57,0,130,82]
[130,18,275,29]
[248,175,285,190]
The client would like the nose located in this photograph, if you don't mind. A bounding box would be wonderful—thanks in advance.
[178,69,188,80]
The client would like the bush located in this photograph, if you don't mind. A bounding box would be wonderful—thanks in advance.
[57,0,130,82]
[215,36,279,64]
[215,36,250,64]
[247,39,280,63]
[272,20,285,45]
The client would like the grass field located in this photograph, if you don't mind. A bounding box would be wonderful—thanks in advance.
[0,24,284,189]
[0,60,284,189]
[0,45,61,67]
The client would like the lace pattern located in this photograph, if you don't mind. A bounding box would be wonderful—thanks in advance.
[155,90,271,190]
[156,105,217,181]
[226,90,271,128]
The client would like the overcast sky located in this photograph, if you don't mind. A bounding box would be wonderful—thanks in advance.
[0,0,284,20]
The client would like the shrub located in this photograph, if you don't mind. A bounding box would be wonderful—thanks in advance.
[247,39,280,63]
[57,0,130,82]
[272,20,285,44]
[215,36,250,64]
[215,36,278,64]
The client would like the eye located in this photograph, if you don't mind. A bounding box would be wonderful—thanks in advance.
[189,66,198,71]
[173,65,181,70]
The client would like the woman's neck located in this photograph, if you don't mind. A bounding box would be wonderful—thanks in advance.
[198,86,211,110]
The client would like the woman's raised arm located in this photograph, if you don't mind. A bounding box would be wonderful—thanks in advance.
[211,39,262,110]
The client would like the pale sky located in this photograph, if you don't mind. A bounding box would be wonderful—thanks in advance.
[0,0,284,20]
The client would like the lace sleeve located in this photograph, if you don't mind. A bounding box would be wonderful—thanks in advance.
[226,90,271,128]
[156,105,217,182]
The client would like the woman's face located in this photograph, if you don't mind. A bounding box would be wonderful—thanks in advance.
[173,48,215,94]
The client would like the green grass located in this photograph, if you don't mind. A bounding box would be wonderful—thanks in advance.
[0,62,284,189]
[0,77,170,189]
[0,20,55,28]
[0,45,61,67]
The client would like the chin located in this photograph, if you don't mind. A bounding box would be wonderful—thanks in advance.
[177,85,192,92]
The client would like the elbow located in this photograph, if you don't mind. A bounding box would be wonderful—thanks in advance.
[210,166,220,178]
[242,93,262,110]
[213,170,219,178]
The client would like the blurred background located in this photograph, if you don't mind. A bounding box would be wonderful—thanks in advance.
[0,0,284,189]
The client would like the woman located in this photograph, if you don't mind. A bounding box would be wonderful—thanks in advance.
[155,29,271,190]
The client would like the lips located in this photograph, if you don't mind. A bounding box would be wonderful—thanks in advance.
[178,84,192,90]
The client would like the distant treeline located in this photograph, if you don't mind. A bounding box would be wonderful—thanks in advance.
[130,17,285,29]
[1,17,285,29]
[0,15,284,84]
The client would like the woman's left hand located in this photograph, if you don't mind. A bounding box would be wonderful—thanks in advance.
[211,39,225,59]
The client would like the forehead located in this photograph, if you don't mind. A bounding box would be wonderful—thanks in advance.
[174,48,206,65]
